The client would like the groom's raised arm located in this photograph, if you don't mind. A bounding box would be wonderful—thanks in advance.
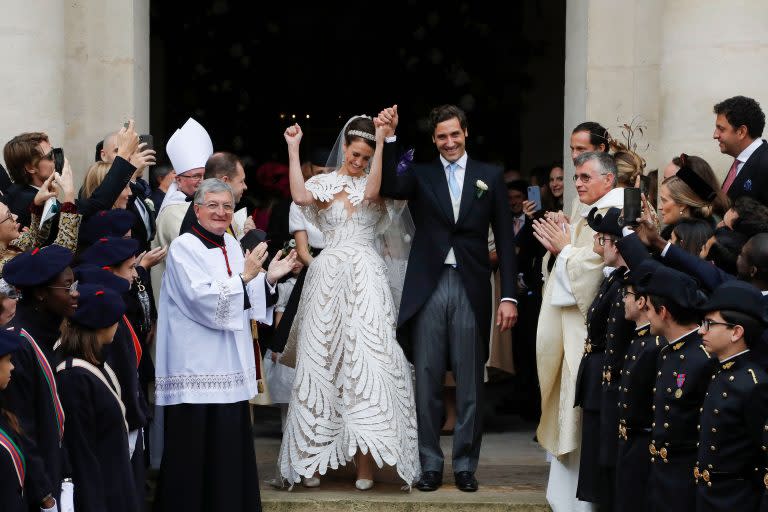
[380,141,417,200]
[489,167,518,301]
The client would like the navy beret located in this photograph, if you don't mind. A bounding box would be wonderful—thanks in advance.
[636,264,706,309]
[3,245,74,288]
[0,328,23,358]
[80,210,135,245]
[71,284,126,329]
[79,237,139,267]
[74,264,130,294]
[700,280,768,325]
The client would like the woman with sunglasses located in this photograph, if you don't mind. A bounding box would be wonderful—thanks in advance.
[0,166,81,276]
[1,245,80,510]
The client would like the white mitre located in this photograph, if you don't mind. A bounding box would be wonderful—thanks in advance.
[166,117,213,175]
[160,118,214,212]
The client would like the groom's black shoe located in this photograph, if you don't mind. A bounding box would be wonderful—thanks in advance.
[454,471,478,492]
[415,471,442,492]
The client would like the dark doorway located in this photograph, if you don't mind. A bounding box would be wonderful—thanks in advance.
[150,1,565,180]
[149,0,565,430]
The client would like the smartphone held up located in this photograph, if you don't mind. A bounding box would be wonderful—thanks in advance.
[527,185,542,212]
[52,148,65,174]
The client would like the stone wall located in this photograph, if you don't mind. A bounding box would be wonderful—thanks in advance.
[563,0,768,210]
[0,0,149,183]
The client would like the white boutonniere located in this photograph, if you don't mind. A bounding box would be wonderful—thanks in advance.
[144,198,155,212]
[475,179,488,198]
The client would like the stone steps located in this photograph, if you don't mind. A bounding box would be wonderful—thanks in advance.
[256,428,551,512]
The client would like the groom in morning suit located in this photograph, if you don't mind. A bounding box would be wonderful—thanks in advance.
[378,105,518,492]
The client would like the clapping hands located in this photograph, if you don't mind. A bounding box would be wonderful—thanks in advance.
[266,249,297,285]
[532,215,572,255]
[136,246,168,270]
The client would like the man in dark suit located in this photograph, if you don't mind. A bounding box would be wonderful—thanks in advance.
[713,95,768,205]
[378,104,518,492]
[505,179,541,420]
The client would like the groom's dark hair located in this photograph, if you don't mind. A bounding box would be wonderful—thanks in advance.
[429,104,468,133]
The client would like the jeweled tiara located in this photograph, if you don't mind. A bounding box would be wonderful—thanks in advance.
[347,129,375,141]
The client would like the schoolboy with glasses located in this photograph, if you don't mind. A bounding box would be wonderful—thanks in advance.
[694,280,768,512]
[638,264,716,511]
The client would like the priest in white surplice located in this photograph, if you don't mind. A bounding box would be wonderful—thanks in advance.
[154,179,297,512]
[533,152,623,512]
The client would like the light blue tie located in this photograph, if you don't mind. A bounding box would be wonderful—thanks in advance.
[446,162,461,199]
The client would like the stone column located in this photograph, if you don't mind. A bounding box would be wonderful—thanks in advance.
[0,0,149,183]
[563,0,663,210]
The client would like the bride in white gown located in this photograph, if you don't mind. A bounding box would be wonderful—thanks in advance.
[277,113,420,490]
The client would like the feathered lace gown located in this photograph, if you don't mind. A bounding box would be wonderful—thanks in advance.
[278,171,420,486]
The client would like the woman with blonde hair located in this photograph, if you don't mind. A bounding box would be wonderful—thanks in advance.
[668,154,729,217]
[613,150,645,188]
[82,162,132,210]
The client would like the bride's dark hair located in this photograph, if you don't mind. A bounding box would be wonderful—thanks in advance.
[344,117,375,150]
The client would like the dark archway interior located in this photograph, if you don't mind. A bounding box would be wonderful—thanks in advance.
[150,1,565,203]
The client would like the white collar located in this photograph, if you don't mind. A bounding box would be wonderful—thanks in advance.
[440,153,468,170]
[719,349,750,363]
[736,138,764,163]
[603,266,616,278]
[667,326,700,344]
[580,187,624,217]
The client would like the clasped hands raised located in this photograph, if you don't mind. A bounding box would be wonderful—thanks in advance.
[283,105,400,147]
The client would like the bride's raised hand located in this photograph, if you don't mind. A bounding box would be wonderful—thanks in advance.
[284,123,303,148]
[373,117,388,143]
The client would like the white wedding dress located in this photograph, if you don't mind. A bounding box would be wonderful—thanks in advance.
[278,171,420,486]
